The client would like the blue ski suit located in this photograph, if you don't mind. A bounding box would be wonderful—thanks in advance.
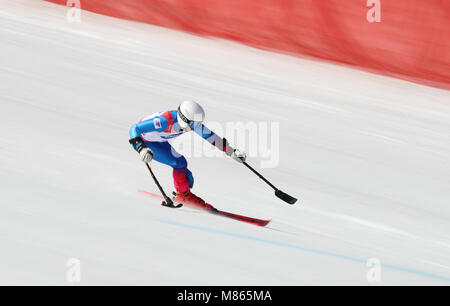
[129,110,230,192]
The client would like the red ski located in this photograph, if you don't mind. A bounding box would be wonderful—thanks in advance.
[138,190,270,227]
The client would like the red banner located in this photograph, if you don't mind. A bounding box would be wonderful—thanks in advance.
[47,0,450,89]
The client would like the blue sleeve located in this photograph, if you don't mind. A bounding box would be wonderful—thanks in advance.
[129,116,168,150]
[194,124,229,153]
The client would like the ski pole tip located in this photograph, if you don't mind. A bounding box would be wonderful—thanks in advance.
[275,190,298,204]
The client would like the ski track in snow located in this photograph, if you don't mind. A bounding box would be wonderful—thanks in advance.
[1,0,450,285]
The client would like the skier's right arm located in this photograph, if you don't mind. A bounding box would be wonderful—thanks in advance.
[129,117,168,148]
[129,116,168,162]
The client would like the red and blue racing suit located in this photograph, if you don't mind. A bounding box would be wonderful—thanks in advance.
[129,110,229,193]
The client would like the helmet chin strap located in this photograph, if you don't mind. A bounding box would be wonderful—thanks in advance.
[176,121,189,132]
[180,126,192,132]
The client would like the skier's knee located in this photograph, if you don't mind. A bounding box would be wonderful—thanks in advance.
[174,156,187,169]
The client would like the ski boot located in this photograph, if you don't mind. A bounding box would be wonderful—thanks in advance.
[173,191,217,213]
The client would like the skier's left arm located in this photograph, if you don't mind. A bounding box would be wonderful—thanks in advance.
[194,124,247,163]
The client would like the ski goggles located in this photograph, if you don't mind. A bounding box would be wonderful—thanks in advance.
[178,106,202,130]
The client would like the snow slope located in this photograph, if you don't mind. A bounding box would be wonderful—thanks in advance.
[1,0,450,285]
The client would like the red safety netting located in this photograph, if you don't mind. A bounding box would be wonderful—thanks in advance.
[46,0,450,89]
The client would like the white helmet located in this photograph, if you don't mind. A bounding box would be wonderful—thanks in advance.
[177,100,205,130]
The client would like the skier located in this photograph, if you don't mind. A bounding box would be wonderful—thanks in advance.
[129,100,247,210]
